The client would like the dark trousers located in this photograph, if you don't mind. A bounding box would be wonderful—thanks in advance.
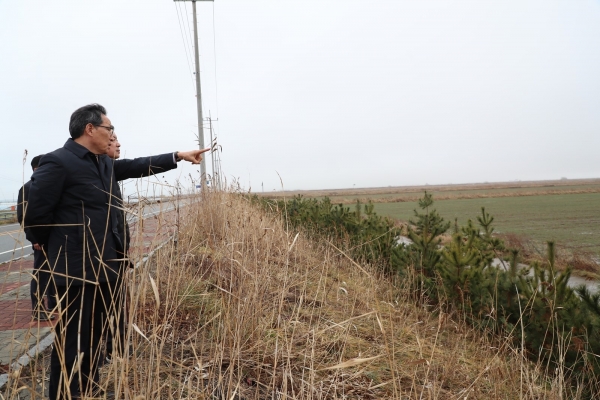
[105,276,126,358]
[30,249,55,312]
[49,281,118,400]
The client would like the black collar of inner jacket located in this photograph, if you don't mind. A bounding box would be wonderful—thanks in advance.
[64,138,105,160]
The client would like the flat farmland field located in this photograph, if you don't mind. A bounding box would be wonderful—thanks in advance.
[268,179,600,204]
[262,179,600,259]
[374,192,600,257]
[327,182,600,203]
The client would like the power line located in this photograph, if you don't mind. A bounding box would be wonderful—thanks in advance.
[179,2,197,73]
[183,2,197,64]
[212,2,220,120]
[177,2,196,85]
[174,2,195,86]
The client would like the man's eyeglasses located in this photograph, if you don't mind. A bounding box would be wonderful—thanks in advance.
[96,125,115,135]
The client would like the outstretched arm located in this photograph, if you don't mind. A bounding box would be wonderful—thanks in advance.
[114,148,210,181]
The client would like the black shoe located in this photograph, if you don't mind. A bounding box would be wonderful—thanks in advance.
[98,355,112,368]
[100,391,115,399]
[32,311,55,322]
[80,389,115,399]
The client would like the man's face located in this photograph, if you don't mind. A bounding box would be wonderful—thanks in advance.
[91,115,114,154]
[107,134,121,159]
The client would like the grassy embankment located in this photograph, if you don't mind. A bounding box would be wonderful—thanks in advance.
[265,179,600,276]
[4,190,590,399]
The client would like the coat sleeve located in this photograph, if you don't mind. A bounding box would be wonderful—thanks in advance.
[24,154,66,246]
[113,153,177,181]
[16,184,25,225]
[17,182,36,244]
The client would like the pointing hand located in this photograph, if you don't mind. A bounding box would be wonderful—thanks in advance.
[177,148,210,164]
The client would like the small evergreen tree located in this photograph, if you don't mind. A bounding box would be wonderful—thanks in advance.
[394,191,450,276]
[390,192,450,301]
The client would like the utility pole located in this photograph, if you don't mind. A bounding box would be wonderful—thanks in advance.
[174,0,213,187]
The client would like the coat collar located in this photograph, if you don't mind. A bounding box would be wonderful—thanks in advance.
[64,138,112,163]
[64,138,93,159]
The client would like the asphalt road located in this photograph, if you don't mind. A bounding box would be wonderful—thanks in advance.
[0,223,29,264]
[0,200,183,264]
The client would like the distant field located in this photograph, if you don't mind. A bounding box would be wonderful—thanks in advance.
[264,179,600,204]
[374,192,600,257]
[261,179,600,259]
[325,183,600,203]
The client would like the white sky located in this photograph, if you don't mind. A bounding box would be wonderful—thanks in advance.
[1,0,599,199]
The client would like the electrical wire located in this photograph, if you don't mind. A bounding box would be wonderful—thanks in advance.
[212,2,220,121]
[174,2,196,87]
[177,2,196,85]
[209,0,222,176]
[183,2,197,63]
[179,2,197,76]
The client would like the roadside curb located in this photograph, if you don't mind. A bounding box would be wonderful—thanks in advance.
[0,330,54,388]
[0,252,33,267]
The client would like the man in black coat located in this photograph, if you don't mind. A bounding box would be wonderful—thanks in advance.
[25,103,208,400]
[16,154,55,321]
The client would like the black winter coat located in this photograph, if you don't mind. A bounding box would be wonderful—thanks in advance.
[25,139,176,286]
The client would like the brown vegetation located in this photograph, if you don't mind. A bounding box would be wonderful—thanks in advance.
[3,191,591,398]
[116,192,584,398]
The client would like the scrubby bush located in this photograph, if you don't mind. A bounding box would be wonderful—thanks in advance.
[253,195,401,272]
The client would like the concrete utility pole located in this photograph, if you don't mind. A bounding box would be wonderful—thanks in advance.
[174,0,213,187]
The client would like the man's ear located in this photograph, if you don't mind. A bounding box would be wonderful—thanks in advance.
[84,123,95,137]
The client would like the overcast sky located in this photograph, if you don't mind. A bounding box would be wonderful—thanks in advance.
[1,0,599,200]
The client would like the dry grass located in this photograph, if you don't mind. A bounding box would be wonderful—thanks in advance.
[112,191,573,399]
[2,190,595,399]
